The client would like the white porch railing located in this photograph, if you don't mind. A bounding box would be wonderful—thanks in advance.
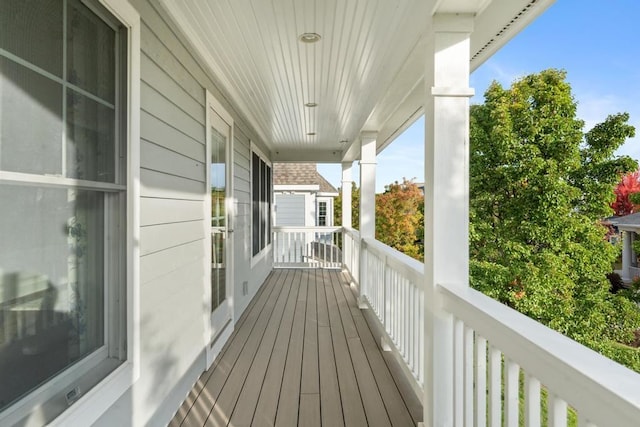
[271,226,640,424]
[441,284,640,426]
[360,237,424,389]
[343,227,360,286]
[272,226,342,269]
[629,266,640,280]
[346,233,640,426]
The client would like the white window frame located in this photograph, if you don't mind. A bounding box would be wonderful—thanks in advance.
[318,200,328,226]
[0,0,140,425]
[250,142,272,267]
[204,90,235,368]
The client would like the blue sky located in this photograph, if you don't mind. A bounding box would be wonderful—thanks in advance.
[319,0,640,192]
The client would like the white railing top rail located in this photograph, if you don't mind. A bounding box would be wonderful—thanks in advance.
[361,237,423,282]
[343,226,360,239]
[272,225,342,233]
[440,284,640,426]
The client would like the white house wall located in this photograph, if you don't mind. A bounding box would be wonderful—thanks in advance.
[93,1,272,425]
[274,194,306,226]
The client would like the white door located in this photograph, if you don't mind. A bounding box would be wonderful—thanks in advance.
[206,94,234,366]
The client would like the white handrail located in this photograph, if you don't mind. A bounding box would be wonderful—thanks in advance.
[343,227,360,286]
[440,284,640,426]
[359,236,424,388]
[272,226,342,269]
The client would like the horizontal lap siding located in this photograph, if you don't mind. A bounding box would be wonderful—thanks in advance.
[233,128,255,317]
[94,1,272,426]
[136,14,208,427]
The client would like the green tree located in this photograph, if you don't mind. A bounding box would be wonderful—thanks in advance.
[334,179,424,260]
[375,179,424,260]
[469,69,640,367]
[334,181,359,229]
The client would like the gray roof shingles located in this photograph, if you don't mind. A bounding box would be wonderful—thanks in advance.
[273,163,338,194]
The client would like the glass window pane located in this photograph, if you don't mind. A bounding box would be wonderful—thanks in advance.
[66,90,115,182]
[267,165,271,244]
[260,159,266,251]
[210,126,226,228]
[0,57,63,175]
[0,184,105,411]
[211,232,225,311]
[67,0,115,103]
[0,0,63,77]
[252,153,260,256]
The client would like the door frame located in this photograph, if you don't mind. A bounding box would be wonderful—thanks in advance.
[204,90,234,368]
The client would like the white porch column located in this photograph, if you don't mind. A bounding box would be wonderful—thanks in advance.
[358,132,377,308]
[359,132,377,239]
[632,232,638,268]
[423,14,474,427]
[341,161,353,228]
[623,230,632,280]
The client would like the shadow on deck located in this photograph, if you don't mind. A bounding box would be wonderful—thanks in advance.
[169,268,422,426]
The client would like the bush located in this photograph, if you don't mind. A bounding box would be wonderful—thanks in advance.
[596,341,640,373]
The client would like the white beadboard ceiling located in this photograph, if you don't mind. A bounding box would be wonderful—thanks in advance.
[157,0,555,161]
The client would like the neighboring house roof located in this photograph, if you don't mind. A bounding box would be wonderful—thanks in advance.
[610,212,640,230]
[273,163,338,194]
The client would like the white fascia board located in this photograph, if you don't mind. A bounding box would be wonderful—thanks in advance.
[617,225,640,232]
[274,184,319,192]
[317,192,339,197]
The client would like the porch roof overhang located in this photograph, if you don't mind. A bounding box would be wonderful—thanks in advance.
[157,0,555,162]
[612,212,640,232]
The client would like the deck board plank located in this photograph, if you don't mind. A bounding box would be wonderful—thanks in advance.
[316,269,329,327]
[226,270,295,427]
[301,270,319,395]
[339,271,420,426]
[180,271,282,427]
[323,270,368,426]
[251,270,301,427]
[298,393,321,427]
[201,269,288,426]
[169,270,278,426]
[318,325,345,427]
[274,271,308,426]
[330,270,360,339]
[170,268,422,427]
[330,271,392,427]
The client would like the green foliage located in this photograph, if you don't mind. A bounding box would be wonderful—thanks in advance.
[334,181,359,229]
[633,239,640,259]
[375,179,424,260]
[629,191,640,206]
[334,179,424,260]
[470,69,640,370]
[572,113,636,218]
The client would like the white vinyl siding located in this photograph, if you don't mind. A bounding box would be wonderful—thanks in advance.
[0,0,133,424]
[275,194,306,226]
[91,0,273,425]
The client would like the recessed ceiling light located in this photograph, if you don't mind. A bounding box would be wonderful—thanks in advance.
[299,32,321,43]
[305,102,318,108]
[307,132,316,136]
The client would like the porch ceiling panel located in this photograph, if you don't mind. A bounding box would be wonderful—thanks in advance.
[157,0,555,160]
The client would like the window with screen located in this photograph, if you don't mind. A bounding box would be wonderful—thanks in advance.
[252,151,272,256]
[318,201,327,226]
[0,0,128,421]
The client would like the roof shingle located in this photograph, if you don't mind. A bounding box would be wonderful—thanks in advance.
[273,163,338,194]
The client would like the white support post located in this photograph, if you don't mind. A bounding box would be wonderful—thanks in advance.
[359,132,377,239]
[423,13,474,427]
[622,230,632,281]
[631,232,638,268]
[359,132,377,308]
[342,161,353,228]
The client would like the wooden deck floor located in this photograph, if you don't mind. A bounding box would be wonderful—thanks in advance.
[169,269,422,427]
